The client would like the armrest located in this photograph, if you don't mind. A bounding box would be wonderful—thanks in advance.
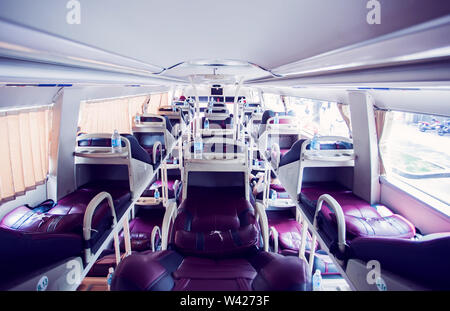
[270,142,281,169]
[83,192,118,264]
[161,202,177,250]
[172,123,180,138]
[269,226,279,253]
[313,194,347,254]
[255,202,269,252]
[151,226,161,252]
[153,141,163,165]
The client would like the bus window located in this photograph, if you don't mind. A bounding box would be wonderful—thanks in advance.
[286,97,352,138]
[0,106,52,203]
[78,95,155,134]
[379,110,450,212]
[262,93,282,112]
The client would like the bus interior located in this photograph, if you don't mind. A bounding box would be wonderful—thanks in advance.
[0,1,449,294]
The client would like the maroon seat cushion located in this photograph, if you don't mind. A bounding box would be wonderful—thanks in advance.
[173,187,259,258]
[300,182,415,240]
[119,211,164,252]
[269,218,317,252]
[270,183,286,193]
[172,257,257,291]
[111,185,312,291]
[141,179,177,199]
[78,180,131,209]
[111,249,312,291]
[280,148,290,156]
[1,181,131,235]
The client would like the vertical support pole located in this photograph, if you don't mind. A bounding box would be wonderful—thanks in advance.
[348,91,380,204]
[168,85,175,106]
[233,78,243,140]
[189,76,200,138]
[122,214,132,256]
[113,230,121,266]
[178,135,183,169]
[308,233,317,273]
[263,166,270,209]
[163,162,169,207]
[47,88,81,201]
[258,88,265,109]
[298,217,308,263]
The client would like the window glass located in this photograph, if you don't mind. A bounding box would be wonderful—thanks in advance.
[379,110,450,210]
[249,90,260,103]
[262,93,282,112]
[286,97,352,138]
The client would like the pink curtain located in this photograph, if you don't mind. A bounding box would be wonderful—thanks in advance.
[0,107,52,203]
[78,95,148,134]
[374,109,393,176]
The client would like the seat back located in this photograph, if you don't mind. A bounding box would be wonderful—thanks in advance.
[279,139,354,167]
[133,132,165,153]
[201,116,232,129]
[171,186,260,258]
[76,134,152,165]
[258,110,295,137]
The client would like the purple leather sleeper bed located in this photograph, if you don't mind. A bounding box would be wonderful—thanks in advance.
[0,181,132,287]
[111,186,312,291]
[267,210,340,276]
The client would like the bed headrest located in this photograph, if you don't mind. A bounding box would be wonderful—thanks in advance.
[120,134,153,164]
[261,110,295,125]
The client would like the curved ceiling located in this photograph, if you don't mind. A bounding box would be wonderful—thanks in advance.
[0,0,449,72]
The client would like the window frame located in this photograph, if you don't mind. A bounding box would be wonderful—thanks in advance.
[377,109,450,217]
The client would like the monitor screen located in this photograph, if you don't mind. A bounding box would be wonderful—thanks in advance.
[211,87,223,96]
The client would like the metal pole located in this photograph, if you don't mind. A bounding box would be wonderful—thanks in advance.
[233,78,243,140]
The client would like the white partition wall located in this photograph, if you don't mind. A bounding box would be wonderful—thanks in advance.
[348,91,381,204]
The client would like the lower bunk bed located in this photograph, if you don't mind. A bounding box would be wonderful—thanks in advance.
[0,181,132,290]
[298,181,450,290]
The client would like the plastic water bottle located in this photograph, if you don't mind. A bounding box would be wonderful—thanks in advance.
[173,157,178,165]
[107,267,114,291]
[312,269,322,291]
[204,118,209,129]
[311,133,320,152]
[193,133,203,159]
[270,189,277,201]
[274,113,279,124]
[111,130,122,153]
[154,188,160,200]
[135,115,140,125]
